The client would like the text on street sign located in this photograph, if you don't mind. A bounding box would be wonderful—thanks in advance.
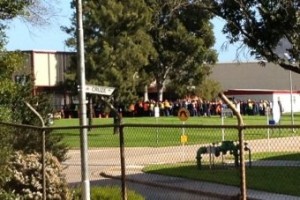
[86,84,115,95]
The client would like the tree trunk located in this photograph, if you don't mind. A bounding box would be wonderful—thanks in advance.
[156,81,164,102]
[158,86,164,102]
[144,85,149,101]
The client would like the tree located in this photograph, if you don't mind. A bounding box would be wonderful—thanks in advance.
[144,0,218,101]
[210,0,300,73]
[196,78,221,101]
[64,0,156,108]
[65,0,217,105]
[0,51,26,194]
[12,83,69,162]
[0,52,24,121]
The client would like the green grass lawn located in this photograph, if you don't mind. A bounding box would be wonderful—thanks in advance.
[53,113,300,127]
[50,114,300,148]
[142,151,300,196]
[143,152,300,196]
[252,152,300,161]
[143,163,300,196]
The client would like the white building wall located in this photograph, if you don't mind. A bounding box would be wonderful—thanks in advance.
[231,93,300,113]
[33,51,70,87]
[273,93,300,113]
[34,52,57,86]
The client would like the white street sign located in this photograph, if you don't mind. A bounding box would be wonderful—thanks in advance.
[86,84,115,95]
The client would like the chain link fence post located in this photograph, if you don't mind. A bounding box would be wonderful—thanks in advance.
[24,102,46,200]
[219,93,246,199]
[119,125,127,200]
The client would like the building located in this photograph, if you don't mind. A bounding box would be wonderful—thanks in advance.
[15,50,74,111]
[210,62,300,113]
[18,50,300,113]
[210,62,300,91]
[223,89,300,114]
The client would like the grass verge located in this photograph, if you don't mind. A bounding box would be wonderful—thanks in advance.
[143,158,300,196]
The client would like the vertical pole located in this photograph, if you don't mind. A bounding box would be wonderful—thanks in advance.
[289,71,295,132]
[181,121,185,161]
[156,117,158,145]
[238,127,246,200]
[119,125,127,200]
[221,115,225,141]
[266,107,270,151]
[88,96,93,132]
[42,129,46,200]
[218,93,246,199]
[76,0,90,199]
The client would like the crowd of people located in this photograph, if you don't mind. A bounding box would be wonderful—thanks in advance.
[60,97,277,119]
[122,98,274,118]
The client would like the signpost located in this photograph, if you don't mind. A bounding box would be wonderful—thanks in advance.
[76,0,90,198]
[86,84,115,95]
[84,85,115,132]
[178,107,190,143]
[76,83,115,199]
[178,108,189,138]
[178,108,189,161]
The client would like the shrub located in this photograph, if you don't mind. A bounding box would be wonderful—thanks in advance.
[3,151,72,200]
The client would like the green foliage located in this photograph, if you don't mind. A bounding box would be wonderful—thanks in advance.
[0,52,25,110]
[73,186,144,200]
[144,0,217,100]
[65,0,217,105]
[165,77,221,100]
[3,151,72,200]
[212,0,300,73]
[65,0,155,107]
[0,1,32,20]
[196,78,221,100]
[9,126,69,162]
[0,52,68,162]
[8,76,69,162]
[0,1,33,49]
[0,105,12,121]
[0,127,13,199]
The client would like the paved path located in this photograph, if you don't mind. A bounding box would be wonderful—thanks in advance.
[63,136,300,200]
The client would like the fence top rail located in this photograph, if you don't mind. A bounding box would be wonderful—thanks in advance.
[123,123,300,129]
[0,121,41,130]
[2,121,300,130]
[46,123,300,130]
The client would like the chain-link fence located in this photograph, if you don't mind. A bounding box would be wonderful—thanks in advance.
[1,122,300,200]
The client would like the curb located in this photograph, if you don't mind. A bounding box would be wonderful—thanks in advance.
[100,172,260,200]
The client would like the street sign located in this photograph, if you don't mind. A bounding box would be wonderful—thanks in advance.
[178,108,190,121]
[85,84,115,95]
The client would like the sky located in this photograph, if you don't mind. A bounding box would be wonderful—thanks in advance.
[5,1,255,63]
